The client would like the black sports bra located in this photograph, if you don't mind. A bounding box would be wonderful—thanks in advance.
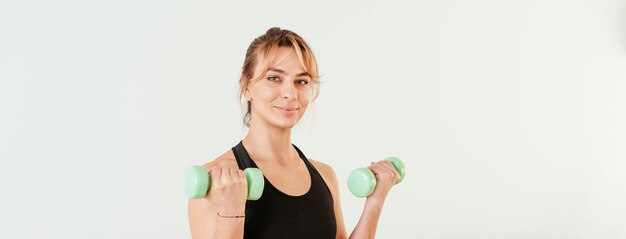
[231,141,337,239]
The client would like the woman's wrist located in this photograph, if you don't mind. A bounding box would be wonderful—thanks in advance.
[217,212,245,218]
[217,206,246,218]
[364,197,386,209]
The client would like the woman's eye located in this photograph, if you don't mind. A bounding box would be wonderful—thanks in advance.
[296,80,309,85]
[267,76,279,81]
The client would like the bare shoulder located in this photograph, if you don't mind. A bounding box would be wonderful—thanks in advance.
[309,159,338,183]
[201,150,239,170]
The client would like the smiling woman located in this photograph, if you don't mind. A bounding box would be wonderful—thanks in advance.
[187,27,400,239]
[239,27,321,128]
[242,47,315,129]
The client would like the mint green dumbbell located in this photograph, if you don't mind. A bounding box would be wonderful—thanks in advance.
[185,165,265,200]
[347,157,405,198]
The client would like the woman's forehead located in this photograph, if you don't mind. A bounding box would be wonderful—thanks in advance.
[266,48,307,75]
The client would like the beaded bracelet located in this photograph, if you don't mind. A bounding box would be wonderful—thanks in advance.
[217,212,245,218]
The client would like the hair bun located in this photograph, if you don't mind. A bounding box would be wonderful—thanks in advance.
[266,27,283,36]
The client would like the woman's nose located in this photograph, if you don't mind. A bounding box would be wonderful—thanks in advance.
[281,81,297,100]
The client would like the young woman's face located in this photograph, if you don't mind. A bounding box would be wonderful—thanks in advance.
[244,47,314,129]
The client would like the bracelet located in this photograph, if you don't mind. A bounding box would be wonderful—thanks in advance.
[217,212,245,218]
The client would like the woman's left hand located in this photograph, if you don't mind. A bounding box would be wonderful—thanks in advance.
[366,160,401,203]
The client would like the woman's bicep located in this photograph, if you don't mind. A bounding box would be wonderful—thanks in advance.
[188,198,216,239]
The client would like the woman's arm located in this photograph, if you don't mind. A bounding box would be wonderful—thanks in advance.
[313,160,399,239]
[188,160,248,239]
[347,197,385,239]
[188,198,245,239]
[348,161,399,239]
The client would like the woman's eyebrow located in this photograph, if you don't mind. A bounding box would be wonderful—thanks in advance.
[269,68,311,77]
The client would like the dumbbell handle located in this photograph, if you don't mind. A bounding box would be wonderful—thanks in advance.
[348,157,405,198]
[185,166,264,200]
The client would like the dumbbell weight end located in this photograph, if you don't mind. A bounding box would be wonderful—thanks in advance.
[185,165,264,200]
[347,157,405,198]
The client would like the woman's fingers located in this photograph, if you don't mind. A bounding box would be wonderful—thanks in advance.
[221,167,232,185]
[209,167,222,186]
[380,161,400,180]
[367,161,400,182]
[205,166,248,214]
[210,167,246,189]
[229,168,246,185]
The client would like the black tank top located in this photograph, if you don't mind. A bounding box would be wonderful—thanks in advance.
[231,141,337,239]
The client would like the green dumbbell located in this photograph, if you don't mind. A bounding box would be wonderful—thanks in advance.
[185,165,265,200]
[347,157,405,198]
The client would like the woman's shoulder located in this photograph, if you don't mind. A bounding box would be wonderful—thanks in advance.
[201,149,239,170]
[308,159,338,181]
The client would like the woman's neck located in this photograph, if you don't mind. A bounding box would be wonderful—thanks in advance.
[242,123,298,165]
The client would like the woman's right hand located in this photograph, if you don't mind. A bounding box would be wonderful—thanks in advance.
[205,167,248,216]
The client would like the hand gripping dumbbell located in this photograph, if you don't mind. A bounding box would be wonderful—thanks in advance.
[185,165,265,200]
[347,157,405,198]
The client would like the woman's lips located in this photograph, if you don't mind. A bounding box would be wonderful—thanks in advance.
[275,106,299,111]
[275,106,299,116]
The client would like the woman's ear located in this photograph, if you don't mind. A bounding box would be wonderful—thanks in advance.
[243,84,252,101]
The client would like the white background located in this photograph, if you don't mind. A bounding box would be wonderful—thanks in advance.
[1,0,625,238]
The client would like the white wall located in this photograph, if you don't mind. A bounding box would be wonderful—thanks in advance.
[1,0,625,238]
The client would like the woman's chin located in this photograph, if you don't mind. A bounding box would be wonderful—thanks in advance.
[272,116,301,129]
[275,120,298,129]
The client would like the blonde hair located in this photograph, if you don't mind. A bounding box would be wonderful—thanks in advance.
[239,27,320,127]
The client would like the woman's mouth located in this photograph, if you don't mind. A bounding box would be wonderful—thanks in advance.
[275,106,298,111]
[275,106,299,116]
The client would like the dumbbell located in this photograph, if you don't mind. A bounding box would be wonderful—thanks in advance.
[347,157,405,198]
[185,165,265,200]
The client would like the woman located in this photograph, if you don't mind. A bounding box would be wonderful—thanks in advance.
[188,27,400,239]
